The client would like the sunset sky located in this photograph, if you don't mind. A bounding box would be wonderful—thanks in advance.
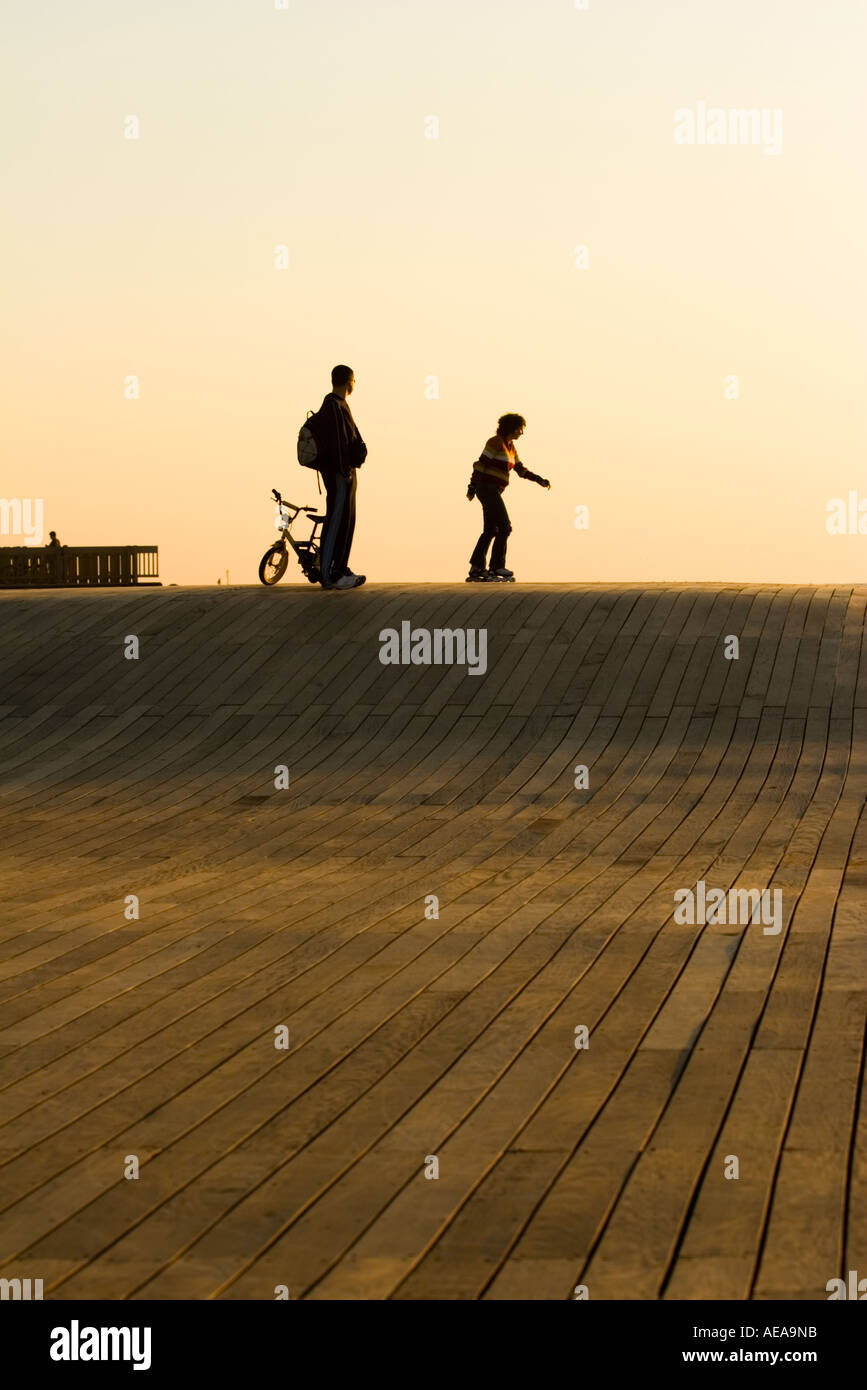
[4,0,866,584]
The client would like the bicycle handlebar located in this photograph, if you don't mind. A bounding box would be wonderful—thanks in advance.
[271,490,317,517]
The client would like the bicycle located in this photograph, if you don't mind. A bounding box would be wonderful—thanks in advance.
[258,488,325,586]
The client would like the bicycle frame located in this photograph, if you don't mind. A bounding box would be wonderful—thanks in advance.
[270,488,324,581]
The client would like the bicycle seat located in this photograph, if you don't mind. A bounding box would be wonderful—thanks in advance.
[308,513,326,522]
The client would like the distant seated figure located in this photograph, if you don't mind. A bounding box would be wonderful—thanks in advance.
[46,531,61,548]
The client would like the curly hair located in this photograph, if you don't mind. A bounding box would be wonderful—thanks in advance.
[497,413,526,436]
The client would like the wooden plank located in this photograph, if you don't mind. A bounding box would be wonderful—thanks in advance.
[0,585,864,1300]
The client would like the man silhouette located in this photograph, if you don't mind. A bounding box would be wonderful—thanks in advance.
[316,365,367,590]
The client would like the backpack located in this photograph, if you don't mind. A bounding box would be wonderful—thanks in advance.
[297,410,323,469]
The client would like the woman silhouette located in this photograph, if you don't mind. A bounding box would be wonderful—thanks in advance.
[466,414,550,581]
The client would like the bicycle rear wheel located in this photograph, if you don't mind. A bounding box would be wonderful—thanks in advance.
[259,544,289,585]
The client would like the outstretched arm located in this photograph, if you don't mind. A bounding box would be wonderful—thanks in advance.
[514,461,551,489]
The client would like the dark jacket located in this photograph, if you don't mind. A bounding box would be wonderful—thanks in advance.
[318,393,367,477]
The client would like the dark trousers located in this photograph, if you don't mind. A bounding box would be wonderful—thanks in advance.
[469,481,512,570]
[319,468,357,584]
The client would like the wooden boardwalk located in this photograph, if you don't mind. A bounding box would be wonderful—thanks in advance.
[0,583,865,1301]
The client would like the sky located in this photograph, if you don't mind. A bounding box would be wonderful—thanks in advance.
[3,0,866,584]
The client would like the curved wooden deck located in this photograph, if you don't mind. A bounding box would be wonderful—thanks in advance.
[0,583,865,1301]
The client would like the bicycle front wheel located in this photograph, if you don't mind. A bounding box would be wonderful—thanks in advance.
[258,545,289,586]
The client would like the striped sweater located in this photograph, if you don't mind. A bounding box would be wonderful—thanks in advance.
[470,435,545,491]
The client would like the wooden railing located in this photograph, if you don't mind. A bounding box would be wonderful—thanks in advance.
[0,547,160,588]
